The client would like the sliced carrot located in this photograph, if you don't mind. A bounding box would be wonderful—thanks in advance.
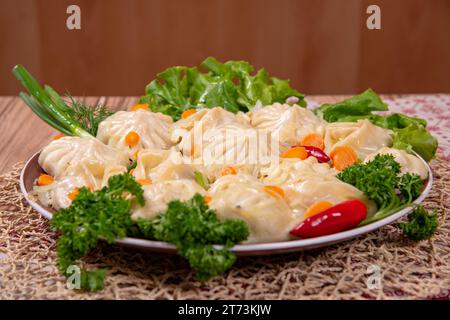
[136,178,152,186]
[68,188,79,201]
[130,103,149,111]
[330,146,357,171]
[129,169,135,175]
[263,185,285,199]
[281,146,308,160]
[220,166,237,176]
[125,131,140,147]
[204,195,212,205]
[52,133,64,140]
[301,133,325,150]
[303,201,333,219]
[181,109,197,119]
[37,174,53,186]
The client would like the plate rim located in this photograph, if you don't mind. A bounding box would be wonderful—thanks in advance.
[19,150,434,255]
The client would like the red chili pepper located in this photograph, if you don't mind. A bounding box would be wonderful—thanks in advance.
[290,199,367,238]
[302,145,331,163]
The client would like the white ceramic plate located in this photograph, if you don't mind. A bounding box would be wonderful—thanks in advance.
[20,151,433,256]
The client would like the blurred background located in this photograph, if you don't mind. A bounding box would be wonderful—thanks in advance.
[1,0,449,96]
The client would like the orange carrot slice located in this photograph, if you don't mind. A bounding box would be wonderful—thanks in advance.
[220,166,237,176]
[68,188,79,201]
[125,131,140,147]
[130,103,149,111]
[263,185,285,199]
[204,195,212,204]
[303,201,333,219]
[181,109,197,119]
[37,174,53,186]
[52,133,64,140]
[301,133,325,150]
[330,146,357,171]
[281,146,308,160]
[136,178,152,186]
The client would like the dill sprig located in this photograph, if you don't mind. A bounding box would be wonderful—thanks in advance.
[66,96,114,136]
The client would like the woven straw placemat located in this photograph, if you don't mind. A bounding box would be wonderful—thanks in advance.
[0,157,449,300]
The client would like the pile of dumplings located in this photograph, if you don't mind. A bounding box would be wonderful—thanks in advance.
[34,103,428,243]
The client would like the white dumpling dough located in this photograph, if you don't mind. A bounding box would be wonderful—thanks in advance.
[324,119,393,159]
[33,164,127,210]
[97,109,174,154]
[260,156,338,185]
[133,148,196,183]
[208,174,297,243]
[131,179,205,220]
[284,178,377,219]
[38,136,129,179]
[250,103,326,151]
[364,147,428,179]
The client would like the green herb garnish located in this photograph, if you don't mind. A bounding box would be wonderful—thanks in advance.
[51,173,145,291]
[194,171,210,190]
[314,89,438,161]
[398,205,438,241]
[337,154,424,225]
[12,65,114,138]
[136,194,249,281]
[139,57,306,120]
[67,96,113,136]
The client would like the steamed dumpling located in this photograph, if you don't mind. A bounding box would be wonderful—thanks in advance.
[131,179,205,220]
[284,178,377,219]
[34,175,87,210]
[260,156,338,185]
[364,147,428,179]
[172,107,251,143]
[324,119,393,159]
[39,136,129,179]
[250,103,326,151]
[33,164,127,210]
[133,148,196,182]
[208,174,296,243]
[97,109,174,154]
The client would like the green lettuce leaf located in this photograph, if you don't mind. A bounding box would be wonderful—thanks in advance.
[314,88,388,122]
[315,89,438,161]
[139,57,305,120]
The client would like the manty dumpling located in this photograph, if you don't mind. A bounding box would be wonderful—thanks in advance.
[133,148,196,183]
[34,164,127,210]
[96,109,174,154]
[250,103,326,151]
[260,156,338,185]
[284,177,377,220]
[324,119,392,160]
[171,107,251,143]
[207,174,297,243]
[364,147,428,179]
[131,179,205,220]
[38,136,129,179]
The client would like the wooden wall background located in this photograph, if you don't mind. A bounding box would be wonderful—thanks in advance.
[1,0,449,96]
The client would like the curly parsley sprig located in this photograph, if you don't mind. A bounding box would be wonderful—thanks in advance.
[337,154,424,225]
[136,194,249,281]
[51,173,145,291]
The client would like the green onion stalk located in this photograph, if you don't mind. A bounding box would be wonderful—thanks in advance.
[12,65,94,139]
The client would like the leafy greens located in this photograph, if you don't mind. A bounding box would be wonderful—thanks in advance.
[136,194,249,281]
[398,205,438,241]
[52,174,248,290]
[51,173,145,291]
[337,154,424,225]
[314,89,438,161]
[139,57,306,120]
